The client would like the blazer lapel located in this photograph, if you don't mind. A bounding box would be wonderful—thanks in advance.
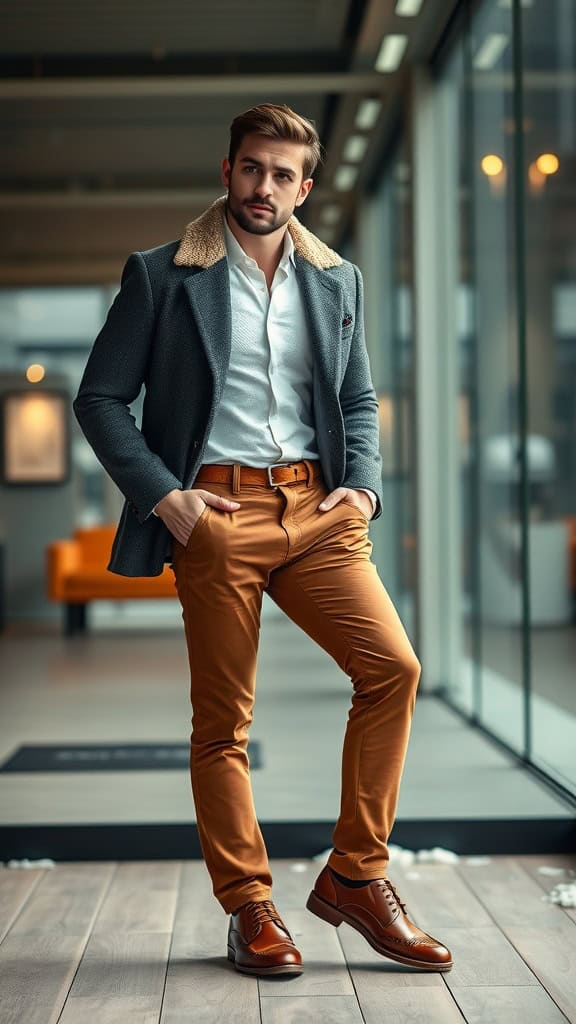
[182,258,232,405]
[295,256,344,388]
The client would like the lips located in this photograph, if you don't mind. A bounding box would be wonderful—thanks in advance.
[247,203,273,212]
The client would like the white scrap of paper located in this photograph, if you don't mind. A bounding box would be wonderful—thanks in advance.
[545,882,576,908]
[388,844,416,866]
[415,846,460,864]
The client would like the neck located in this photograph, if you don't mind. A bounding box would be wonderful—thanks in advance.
[224,204,287,274]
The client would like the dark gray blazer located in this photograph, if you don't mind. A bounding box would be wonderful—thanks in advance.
[73,195,383,577]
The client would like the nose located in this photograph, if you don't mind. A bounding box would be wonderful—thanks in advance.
[254,173,273,198]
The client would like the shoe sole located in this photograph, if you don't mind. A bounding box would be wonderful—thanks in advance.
[227,945,303,976]
[306,891,453,972]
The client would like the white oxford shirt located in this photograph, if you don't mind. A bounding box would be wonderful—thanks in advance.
[203,214,319,465]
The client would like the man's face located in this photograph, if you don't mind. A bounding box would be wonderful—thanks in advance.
[221,133,314,236]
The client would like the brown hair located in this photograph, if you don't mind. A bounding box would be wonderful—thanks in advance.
[228,103,323,180]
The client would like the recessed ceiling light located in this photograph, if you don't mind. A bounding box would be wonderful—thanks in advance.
[395,0,424,15]
[375,35,408,73]
[354,98,382,130]
[473,33,509,69]
[334,166,359,192]
[26,363,45,383]
[536,153,559,175]
[342,135,370,163]
[481,154,505,176]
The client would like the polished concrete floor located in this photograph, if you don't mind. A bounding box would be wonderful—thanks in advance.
[0,598,571,832]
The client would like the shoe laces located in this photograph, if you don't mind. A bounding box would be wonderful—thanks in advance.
[377,878,408,915]
[247,899,283,928]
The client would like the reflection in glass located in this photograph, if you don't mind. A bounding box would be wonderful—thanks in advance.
[523,0,576,790]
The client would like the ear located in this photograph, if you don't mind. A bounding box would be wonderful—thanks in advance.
[294,177,314,208]
[221,157,231,191]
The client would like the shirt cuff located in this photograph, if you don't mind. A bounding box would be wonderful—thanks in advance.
[356,488,377,518]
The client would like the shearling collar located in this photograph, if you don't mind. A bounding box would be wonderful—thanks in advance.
[173,194,342,271]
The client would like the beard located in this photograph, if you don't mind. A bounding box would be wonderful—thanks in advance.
[225,192,293,236]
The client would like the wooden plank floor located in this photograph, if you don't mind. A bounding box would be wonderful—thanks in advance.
[0,855,575,1023]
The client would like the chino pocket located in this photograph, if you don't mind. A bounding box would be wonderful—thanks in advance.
[184,502,212,548]
[340,498,370,524]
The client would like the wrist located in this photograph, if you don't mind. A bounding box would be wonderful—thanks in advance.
[153,488,182,517]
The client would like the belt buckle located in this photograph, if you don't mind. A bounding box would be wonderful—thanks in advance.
[266,464,281,487]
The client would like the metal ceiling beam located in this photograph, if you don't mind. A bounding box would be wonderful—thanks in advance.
[0,74,389,100]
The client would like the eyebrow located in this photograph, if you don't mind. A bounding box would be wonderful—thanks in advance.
[239,155,297,177]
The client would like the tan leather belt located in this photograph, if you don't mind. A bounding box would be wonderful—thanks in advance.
[194,459,322,488]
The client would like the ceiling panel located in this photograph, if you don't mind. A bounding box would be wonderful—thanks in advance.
[0,0,350,56]
[0,94,326,185]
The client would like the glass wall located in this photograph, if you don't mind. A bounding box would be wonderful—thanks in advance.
[370,135,417,639]
[435,0,576,794]
[521,0,576,791]
[444,0,527,750]
[367,0,576,799]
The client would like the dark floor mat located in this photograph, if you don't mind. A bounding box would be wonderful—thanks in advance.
[0,741,262,772]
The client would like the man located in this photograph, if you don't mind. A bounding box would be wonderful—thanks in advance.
[74,103,452,977]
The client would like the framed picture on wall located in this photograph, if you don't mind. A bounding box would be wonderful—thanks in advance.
[1,389,70,485]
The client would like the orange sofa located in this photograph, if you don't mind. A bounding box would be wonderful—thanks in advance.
[46,524,177,634]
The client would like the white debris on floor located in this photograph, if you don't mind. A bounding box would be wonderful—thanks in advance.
[311,843,462,866]
[537,864,567,876]
[414,846,460,864]
[543,881,576,907]
[388,843,418,866]
[3,858,56,869]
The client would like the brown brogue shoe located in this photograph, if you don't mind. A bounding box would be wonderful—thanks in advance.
[227,899,303,976]
[306,866,453,971]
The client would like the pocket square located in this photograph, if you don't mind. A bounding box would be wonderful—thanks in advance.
[342,314,353,328]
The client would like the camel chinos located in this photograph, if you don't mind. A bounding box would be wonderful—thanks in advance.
[171,460,421,915]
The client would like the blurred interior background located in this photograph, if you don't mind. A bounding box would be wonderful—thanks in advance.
[0,0,575,859]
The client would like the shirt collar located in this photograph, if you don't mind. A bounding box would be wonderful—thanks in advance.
[223,209,296,270]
